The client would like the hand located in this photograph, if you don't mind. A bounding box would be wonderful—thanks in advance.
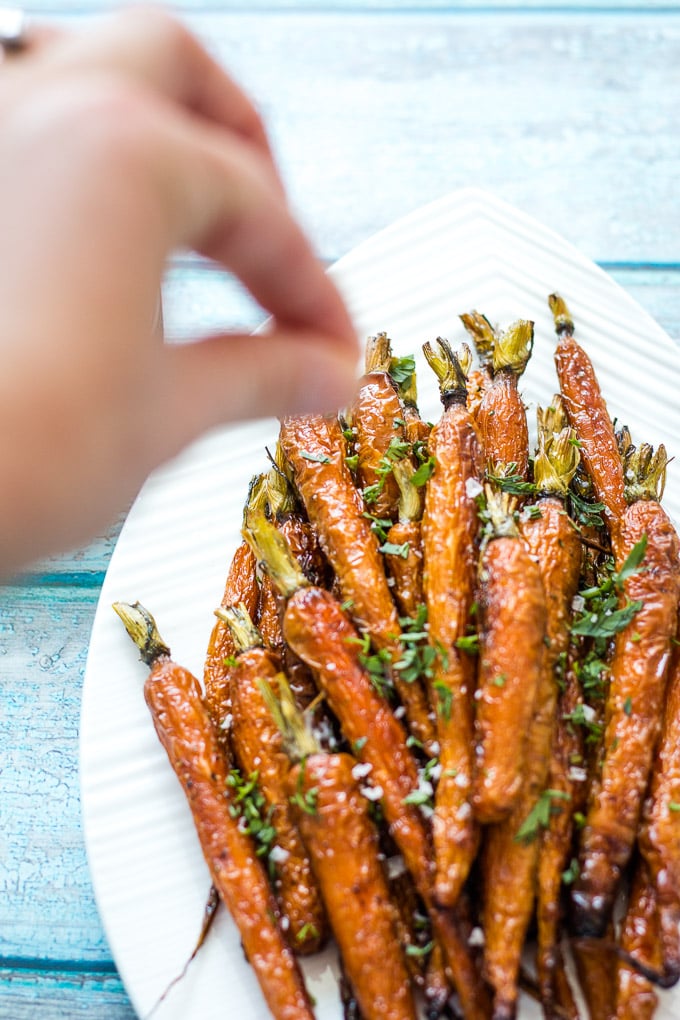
[0,8,359,572]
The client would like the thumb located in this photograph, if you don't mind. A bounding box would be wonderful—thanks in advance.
[159,327,360,449]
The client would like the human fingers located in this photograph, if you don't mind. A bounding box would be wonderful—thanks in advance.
[156,328,359,457]
[44,8,280,181]
[122,78,357,349]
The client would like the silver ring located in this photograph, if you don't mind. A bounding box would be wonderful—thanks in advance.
[0,7,28,53]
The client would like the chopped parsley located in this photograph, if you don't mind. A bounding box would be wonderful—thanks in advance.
[379,540,410,559]
[515,789,571,844]
[289,762,319,816]
[486,463,537,496]
[227,769,277,868]
[411,456,436,487]
[455,633,480,654]
[300,450,331,464]
[562,857,580,885]
[562,703,603,743]
[568,490,606,529]
[362,511,394,543]
[363,436,411,505]
[432,679,453,721]
[296,922,320,943]
[405,940,434,958]
[389,354,416,387]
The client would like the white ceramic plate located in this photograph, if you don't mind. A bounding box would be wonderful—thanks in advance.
[80,188,680,1019]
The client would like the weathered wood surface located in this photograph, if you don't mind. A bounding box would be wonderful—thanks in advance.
[17,9,680,265]
[3,3,680,1016]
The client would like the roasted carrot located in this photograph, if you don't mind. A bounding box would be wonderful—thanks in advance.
[112,601,315,1020]
[346,331,411,523]
[255,454,325,707]
[572,441,680,937]
[572,932,617,1020]
[472,488,547,824]
[289,751,418,1020]
[549,292,626,531]
[243,514,491,1020]
[421,337,482,907]
[615,860,662,1019]
[203,538,258,741]
[536,642,588,1020]
[279,412,435,748]
[515,402,584,1014]
[460,312,534,480]
[479,409,582,1019]
[214,604,327,955]
[638,634,680,986]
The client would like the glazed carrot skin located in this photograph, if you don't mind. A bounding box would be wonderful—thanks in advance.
[383,518,423,619]
[347,335,409,523]
[473,530,547,824]
[554,336,626,525]
[572,934,616,1020]
[283,585,428,867]
[282,585,491,1020]
[289,752,418,1020]
[572,499,680,937]
[615,861,662,1020]
[520,493,582,1012]
[549,294,626,529]
[279,413,435,748]
[421,352,482,907]
[478,495,583,1020]
[110,602,315,1020]
[279,414,397,647]
[477,370,530,479]
[461,315,533,480]
[229,648,327,955]
[536,648,587,1020]
[639,641,680,983]
[203,541,258,735]
[261,515,328,708]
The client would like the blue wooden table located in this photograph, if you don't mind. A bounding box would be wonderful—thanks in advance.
[2,1,680,1015]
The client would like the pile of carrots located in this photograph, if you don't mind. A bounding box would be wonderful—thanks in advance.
[115,293,680,1020]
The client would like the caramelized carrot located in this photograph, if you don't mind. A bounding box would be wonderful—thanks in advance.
[421,338,482,907]
[279,412,435,748]
[536,642,588,1020]
[255,453,326,707]
[215,605,327,955]
[460,312,533,479]
[615,860,662,1019]
[472,489,547,824]
[572,933,617,1020]
[549,292,626,530]
[244,515,491,1020]
[346,331,411,523]
[638,636,680,985]
[572,443,680,937]
[203,539,258,740]
[289,752,418,1020]
[518,403,584,1013]
[480,411,582,1019]
[112,602,315,1020]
